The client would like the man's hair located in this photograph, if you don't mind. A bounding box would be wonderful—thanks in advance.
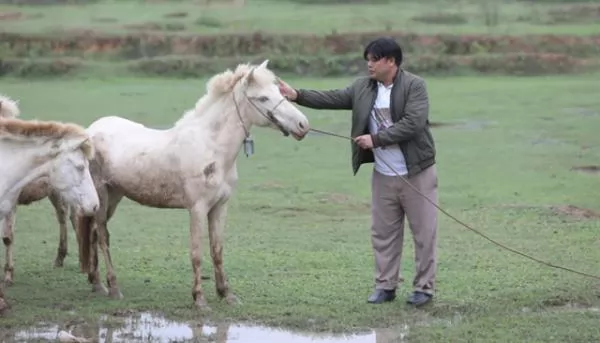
[362,37,403,66]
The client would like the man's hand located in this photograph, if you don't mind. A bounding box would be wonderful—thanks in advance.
[354,134,374,150]
[277,78,298,101]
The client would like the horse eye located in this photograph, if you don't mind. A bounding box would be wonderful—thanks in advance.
[257,96,269,102]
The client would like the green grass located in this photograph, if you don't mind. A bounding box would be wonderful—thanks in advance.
[0,72,599,341]
[1,0,600,36]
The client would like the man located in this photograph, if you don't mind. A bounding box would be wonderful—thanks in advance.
[278,37,438,307]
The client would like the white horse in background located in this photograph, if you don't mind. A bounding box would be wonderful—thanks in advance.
[75,60,310,310]
[0,95,100,314]
[0,95,75,289]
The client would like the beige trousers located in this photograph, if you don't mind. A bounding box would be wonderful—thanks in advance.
[370,164,438,295]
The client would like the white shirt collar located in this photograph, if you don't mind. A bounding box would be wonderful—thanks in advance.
[377,81,393,90]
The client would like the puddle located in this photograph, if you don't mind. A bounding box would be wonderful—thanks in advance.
[1,311,427,343]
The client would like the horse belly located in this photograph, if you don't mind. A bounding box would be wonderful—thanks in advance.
[112,170,189,209]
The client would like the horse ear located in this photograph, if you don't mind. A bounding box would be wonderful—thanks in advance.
[258,59,269,69]
[242,66,256,87]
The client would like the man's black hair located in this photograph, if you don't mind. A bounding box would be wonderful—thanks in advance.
[362,37,403,66]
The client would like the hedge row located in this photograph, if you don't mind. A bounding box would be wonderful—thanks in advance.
[1,53,597,78]
[1,31,599,60]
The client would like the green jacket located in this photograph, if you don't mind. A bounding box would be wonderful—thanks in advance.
[295,69,436,177]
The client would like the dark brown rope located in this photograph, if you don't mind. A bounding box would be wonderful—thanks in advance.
[309,127,600,280]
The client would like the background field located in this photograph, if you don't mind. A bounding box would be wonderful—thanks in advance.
[1,0,600,342]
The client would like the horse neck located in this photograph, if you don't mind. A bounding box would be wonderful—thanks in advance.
[175,93,252,169]
[0,139,58,216]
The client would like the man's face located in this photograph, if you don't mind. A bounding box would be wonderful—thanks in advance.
[366,54,395,82]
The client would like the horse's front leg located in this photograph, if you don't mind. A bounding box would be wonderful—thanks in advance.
[189,202,210,310]
[2,207,16,286]
[95,190,123,299]
[96,220,122,299]
[49,192,70,268]
[208,200,239,305]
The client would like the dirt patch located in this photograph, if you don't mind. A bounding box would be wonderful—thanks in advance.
[318,192,352,204]
[91,17,118,23]
[411,12,468,25]
[318,192,371,212]
[429,120,495,130]
[429,121,456,128]
[489,203,600,220]
[250,181,286,191]
[571,165,600,175]
[0,12,23,21]
[551,204,600,219]
[124,22,186,32]
[251,205,311,217]
[164,11,188,18]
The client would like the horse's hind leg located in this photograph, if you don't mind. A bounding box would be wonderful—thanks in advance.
[2,207,16,286]
[96,188,124,299]
[208,200,239,305]
[50,192,70,268]
[0,283,7,314]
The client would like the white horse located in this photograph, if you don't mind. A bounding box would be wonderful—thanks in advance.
[0,95,100,314]
[0,95,75,288]
[74,60,310,310]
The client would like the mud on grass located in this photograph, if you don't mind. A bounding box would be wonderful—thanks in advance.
[0,73,600,341]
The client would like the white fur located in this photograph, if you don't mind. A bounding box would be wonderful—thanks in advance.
[74,60,310,307]
[0,114,100,312]
[0,94,20,119]
[0,128,99,219]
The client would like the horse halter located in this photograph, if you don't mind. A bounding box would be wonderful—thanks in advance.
[232,91,290,138]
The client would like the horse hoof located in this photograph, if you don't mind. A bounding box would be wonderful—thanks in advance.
[0,298,9,315]
[91,283,109,296]
[225,294,241,305]
[109,289,124,300]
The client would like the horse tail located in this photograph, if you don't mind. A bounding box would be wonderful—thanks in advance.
[0,94,20,118]
[77,214,94,273]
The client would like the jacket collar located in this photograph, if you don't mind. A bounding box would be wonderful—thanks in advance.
[368,67,403,89]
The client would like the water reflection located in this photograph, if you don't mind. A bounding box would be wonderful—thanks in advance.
[4,311,414,343]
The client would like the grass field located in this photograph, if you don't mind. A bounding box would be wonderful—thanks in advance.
[0,72,599,342]
[1,0,600,341]
[1,0,600,36]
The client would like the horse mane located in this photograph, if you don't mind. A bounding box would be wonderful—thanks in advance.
[0,94,21,119]
[0,118,94,159]
[175,62,277,126]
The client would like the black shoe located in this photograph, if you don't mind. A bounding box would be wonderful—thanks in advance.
[406,291,432,307]
[367,289,396,304]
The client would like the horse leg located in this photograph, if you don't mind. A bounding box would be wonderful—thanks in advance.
[74,184,108,296]
[80,213,107,296]
[189,202,209,310]
[69,205,80,251]
[2,207,16,286]
[207,200,238,305]
[0,283,7,315]
[50,192,70,268]
[96,189,124,299]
